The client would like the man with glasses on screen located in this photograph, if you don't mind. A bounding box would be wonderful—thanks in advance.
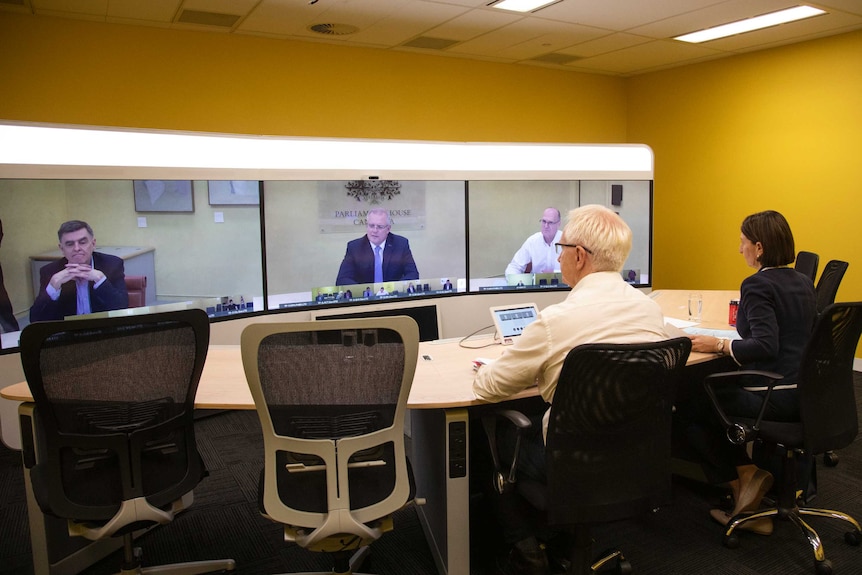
[474,204,668,575]
[30,220,129,323]
[505,207,563,276]
[335,208,420,286]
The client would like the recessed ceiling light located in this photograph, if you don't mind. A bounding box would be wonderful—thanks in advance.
[674,5,826,43]
[490,0,558,14]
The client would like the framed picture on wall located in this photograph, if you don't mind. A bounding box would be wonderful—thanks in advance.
[207,180,260,206]
[133,180,194,212]
[208,180,260,205]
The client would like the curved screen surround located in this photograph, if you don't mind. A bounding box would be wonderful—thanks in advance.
[0,125,654,353]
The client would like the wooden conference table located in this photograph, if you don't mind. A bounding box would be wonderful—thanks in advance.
[2,289,739,575]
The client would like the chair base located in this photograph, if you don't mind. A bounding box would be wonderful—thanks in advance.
[116,535,235,575]
[119,559,236,575]
[563,528,632,575]
[590,549,631,574]
[722,505,862,574]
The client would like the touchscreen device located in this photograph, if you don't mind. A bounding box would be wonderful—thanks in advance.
[489,303,540,345]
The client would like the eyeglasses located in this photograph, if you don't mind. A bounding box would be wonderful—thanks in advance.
[367,224,390,230]
[540,219,560,226]
[555,243,593,255]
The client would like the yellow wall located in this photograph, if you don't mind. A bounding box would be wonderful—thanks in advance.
[0,13,625,143]
[628,31,862,303]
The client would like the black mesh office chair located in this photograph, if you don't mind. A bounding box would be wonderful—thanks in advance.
[18,309,235,575]
[795,251,820,283]
[482,337,692,574]
[241,316,421,575]
[815,260,849,315]
[703,303,862,575]
[812,260,849,467]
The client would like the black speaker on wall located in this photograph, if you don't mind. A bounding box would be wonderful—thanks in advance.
[611,184,623,206]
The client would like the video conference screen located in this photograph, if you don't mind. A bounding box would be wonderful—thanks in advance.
[0,177,651,351]
[468,180,651,291]
[263,180,466,310]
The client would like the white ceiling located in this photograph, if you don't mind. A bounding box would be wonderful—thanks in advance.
[3,0,862,76]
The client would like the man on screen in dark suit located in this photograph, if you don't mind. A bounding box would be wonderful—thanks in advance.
[336,208,420,286]
[30,220,129,323]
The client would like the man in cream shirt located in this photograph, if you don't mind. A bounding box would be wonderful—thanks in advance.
[473,204,668,575]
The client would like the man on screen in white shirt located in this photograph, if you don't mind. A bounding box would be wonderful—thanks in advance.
[505,207,563,276]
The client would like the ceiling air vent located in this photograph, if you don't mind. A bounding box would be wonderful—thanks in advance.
[309,23,359,35]
[529,53,580,65]
[177,10,241,27]
[401,37,460,50]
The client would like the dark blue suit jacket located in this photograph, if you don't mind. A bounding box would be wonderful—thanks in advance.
[733,267,816,386]
[336,233,419,286]
[30,252,129,322]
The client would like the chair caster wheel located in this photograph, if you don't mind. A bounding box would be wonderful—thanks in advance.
[815,559,833,575]
[617,559,632,575]
[824,451,839,467]
[845,530,861,546]
[724,533,740,549]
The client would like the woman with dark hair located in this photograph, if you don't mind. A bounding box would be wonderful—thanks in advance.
[686,210,816,533]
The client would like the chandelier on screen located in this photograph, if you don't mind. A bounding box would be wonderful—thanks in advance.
[344,180,402,204]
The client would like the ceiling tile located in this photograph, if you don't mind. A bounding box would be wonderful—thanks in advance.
[558,32,654,59]
[538,0,724,31]
[423,6,520,42]
[238,0,313,36]
[569,39,722,75]
[349,1,470,47]
[495,21,613,59]
[815,0,862,17]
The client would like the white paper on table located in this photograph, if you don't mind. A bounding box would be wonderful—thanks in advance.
[683,327,741,340]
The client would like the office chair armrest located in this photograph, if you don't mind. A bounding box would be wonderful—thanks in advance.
[703,370,784,445]
[482,409,533,494]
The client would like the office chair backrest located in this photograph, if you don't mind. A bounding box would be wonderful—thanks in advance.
[799,302,862,455]
[814,260,849,314]
[19,309,210,523]
[544,337,691,526]
[795,251,820,283]
[241,316,419,549]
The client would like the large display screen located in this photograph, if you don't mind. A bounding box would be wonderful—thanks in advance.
[263,180,466,310]
[468,179,652,291]
[0,177,651,352]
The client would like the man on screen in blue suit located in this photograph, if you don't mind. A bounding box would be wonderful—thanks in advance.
[336,209,420,286]
[30,220,128,323]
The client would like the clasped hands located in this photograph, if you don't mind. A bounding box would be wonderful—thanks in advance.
[50,263,105,290]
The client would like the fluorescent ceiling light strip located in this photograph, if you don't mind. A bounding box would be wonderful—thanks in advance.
[491,0,556,14]
[0,123,653,177]
[675,5,826,43]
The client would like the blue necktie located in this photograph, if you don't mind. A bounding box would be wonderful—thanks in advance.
[374,245,383,283]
